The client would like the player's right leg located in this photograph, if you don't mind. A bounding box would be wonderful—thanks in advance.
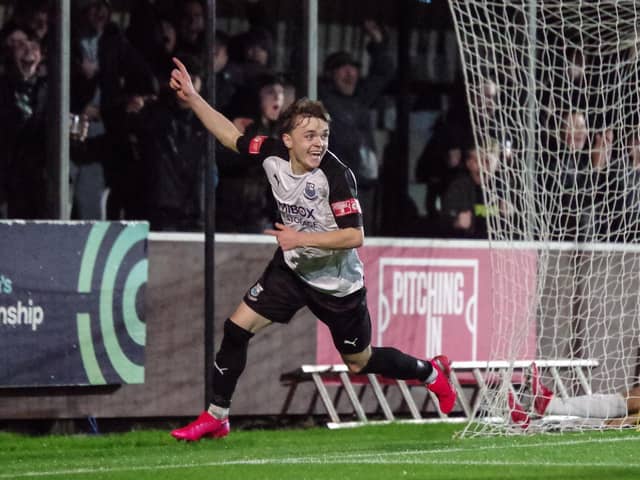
[171,303,271,441]
[171,249,305,442]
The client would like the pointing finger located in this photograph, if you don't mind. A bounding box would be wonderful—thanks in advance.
[172,57,187,74]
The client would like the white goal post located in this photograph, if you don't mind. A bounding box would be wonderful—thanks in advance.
[447,1,640,434]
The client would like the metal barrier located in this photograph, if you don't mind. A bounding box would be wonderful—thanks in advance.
[280,359,600,428]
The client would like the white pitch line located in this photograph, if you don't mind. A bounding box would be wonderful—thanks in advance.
[3,435,640,478]
[3,458,639,478]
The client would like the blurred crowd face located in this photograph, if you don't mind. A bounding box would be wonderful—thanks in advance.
[13,38,42,80]
[160,19,177,54]
[332,64,359,96]
[213,43,228,73]
[246,44,268,66]
[470,79,498,117]
[567,48,586,83]
[466,147,498,183]
[260,83,285,122]
[561,112,588,151]
[482,80,497,116]
[179,0,205,45]
[3,29,29,53]
[27,9,48,40]
[85,1,110,35]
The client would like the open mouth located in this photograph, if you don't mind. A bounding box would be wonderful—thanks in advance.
[19,59,36,73]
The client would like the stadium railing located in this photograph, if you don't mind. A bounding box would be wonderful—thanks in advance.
[279,359,600,428]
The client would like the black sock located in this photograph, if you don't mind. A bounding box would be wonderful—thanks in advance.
[211,319,254,408]
[360,346,433,381]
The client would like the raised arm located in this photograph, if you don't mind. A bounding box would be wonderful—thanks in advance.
[169,57,241,152]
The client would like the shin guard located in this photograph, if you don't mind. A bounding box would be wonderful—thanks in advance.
[211,319,254,408]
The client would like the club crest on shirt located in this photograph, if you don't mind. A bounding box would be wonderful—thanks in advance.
[248,282,264,301]
[303,182,317,200]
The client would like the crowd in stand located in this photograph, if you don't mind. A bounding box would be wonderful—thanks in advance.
[0,0,400,235]
[1,0,636,241]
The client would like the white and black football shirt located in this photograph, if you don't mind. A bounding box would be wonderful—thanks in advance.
[236,134,364,297]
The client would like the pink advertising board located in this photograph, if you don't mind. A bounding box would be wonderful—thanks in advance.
[316,240,538,364]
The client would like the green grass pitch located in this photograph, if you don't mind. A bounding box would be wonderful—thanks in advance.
[1,422,639,479]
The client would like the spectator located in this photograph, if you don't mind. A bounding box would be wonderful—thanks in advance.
[415,103,470,223]
[0,0,49,43]
[603,125,640,242]
[0,33,47,218]
[0,1,49,78]
[319,20,394,235]
[210,30,235,114]
[624,128,640,241]
[226,26,274,89]
[216,73,285,233]
[539,110,611,242]
[415,76,501,223]
[71,0,156,220]
[0,25,29,74]
[127,1,178,87]
[440,140,500,239]
[541,45,588,112]
[127,55,207,231]
[174,0,206,59]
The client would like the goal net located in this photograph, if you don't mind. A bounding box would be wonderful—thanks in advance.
[447,1,640,434]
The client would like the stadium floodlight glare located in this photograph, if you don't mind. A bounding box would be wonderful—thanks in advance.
[448,0,640,435]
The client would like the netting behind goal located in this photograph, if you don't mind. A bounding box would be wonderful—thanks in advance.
[447,1,640,435]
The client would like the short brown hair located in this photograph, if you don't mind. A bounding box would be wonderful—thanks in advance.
[278,97,331,135]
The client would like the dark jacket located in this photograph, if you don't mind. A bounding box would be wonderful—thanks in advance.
[128,96,206,231]
[0,73,48,218]
[441,172,489,239]
[538,135,610,242]
[71,22,156,125]
[318,41,394,187]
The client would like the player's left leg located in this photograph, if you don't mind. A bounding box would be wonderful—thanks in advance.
[341,347,457,414]
[308,287,457,414]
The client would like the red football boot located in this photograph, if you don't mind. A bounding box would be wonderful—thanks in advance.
[508,390,530,428]
[426,354,457,414]
[530,363,554,415]
[170,411,230,441]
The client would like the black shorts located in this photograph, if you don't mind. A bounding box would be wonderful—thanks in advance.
[243,249,371,355]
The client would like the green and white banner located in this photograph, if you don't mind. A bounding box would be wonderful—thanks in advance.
[0,221,148,386]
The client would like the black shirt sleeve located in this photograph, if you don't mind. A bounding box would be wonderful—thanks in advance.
[236,134,287,161]
[327,164,364,229]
